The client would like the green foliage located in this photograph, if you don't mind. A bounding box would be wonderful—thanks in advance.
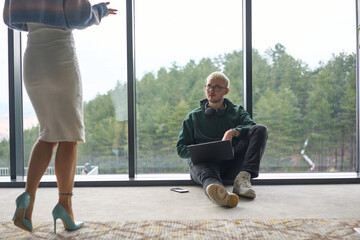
[77,92,118,171]
[0,138,10,168]
[305,53,356,171]
[254,87,302,160]
[0,45,356,174]
[23,126,40,167]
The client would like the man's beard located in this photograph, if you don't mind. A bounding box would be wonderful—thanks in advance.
[208,97,222,104]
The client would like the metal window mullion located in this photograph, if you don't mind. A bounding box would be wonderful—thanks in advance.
[8,29,24,180]
[242,0,253,117]
[126,0,137,178]
[356,0,360,175]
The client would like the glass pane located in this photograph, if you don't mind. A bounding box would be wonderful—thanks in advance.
[252,0,356,173]
[0,9,10,177]
[75,1,127,176]
[22,1,127,176]
[135,0,243,173]
[21,33,39,175]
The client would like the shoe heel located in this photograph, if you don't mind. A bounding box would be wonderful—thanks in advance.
[53,218,57,233]
[52,203,83,232]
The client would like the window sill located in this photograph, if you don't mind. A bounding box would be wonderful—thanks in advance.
[1,172,359,187]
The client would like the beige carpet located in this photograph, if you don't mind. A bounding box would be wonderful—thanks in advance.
[1,218,360,239]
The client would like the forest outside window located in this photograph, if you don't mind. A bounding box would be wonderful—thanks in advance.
[1,0,359,182]
[135,0,243,174]
[252,0,356,174]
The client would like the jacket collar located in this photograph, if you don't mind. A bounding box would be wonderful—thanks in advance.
[200,98,235,110]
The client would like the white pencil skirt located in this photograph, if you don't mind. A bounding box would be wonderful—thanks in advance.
[24,23,85,142]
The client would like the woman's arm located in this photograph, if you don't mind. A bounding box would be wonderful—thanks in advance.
[64,1,117,29]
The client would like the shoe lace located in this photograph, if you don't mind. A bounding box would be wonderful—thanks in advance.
[239,177,252,188]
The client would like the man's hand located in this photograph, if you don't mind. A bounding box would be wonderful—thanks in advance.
[222,129,237,144]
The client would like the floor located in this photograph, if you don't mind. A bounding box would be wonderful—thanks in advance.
[0,184,359,223]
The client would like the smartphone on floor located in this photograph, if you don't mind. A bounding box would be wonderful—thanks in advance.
[170,187,189,193]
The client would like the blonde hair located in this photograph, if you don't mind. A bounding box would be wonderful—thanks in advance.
[206,72,230,88]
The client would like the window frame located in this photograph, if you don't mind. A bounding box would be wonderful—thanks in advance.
[1,0,359,187]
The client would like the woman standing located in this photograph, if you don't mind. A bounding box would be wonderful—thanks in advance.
[3,0,117,233]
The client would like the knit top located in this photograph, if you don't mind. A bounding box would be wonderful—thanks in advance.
[3,0,109,31]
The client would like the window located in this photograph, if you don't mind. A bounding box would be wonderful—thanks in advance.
[0,16,10,176]
[21,33,39,175]
[252,0,356,173]
[74,1,127,176]
[3,0,359,183]
[135,0,243,173]
[21,1,128,176]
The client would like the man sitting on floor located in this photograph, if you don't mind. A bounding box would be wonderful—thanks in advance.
[177,72,268,207]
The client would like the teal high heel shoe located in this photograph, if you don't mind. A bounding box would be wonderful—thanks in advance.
[12,192,33,232]
[52,203,83,233]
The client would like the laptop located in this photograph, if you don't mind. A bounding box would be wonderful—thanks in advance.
[188,140,234,164]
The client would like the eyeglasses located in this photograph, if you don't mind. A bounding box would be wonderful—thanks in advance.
[204,84,227,92]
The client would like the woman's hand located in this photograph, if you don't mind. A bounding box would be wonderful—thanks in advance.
[105,2,118,15]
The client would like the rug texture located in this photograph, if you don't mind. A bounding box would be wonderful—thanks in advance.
[1,218,359,240]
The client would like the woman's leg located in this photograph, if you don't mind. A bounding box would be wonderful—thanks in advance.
[54,141,78,222]
[25,140,58,222]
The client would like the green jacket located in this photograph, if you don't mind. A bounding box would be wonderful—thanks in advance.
[177,98,256,159]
